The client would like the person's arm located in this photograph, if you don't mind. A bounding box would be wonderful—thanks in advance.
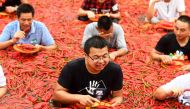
[52,83,99,106]
[78,8,95,18]
[109,48,127,60]
[0,30,25,50]
[21,0,28,3]
[0,86,7,98]
[35,43,57,51]
[151,49,172,64]
[154,86,183,100]
[179,11,185,16]
[110,90,123,107]
[109,12,121,19]
[146,0,159,21]
[109,24,128,60]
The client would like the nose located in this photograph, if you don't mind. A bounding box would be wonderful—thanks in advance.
[23,20,30,25]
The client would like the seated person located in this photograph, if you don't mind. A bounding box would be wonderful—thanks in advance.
[151,15,190,70]
[81,16,128,60]
[0,4,57,51]
[0,65,7,98]
[146,0,185,24]
[0,0,28,13]
[78,0,120,23]
[154,73,190,101]
[52,36,123,107]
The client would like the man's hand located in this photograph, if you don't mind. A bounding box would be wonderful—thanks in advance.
[5,6,17,13]
[104,13,110,17]
[76,95,100,106]
[110,97,123,107]
[160,55,172,64]
[109,52,117,60]
[87,11,95,18]
[178,65,190,71]
[12,31,25,43]
[171,87,183,97]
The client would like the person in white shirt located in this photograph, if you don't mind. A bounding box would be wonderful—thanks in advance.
[0,65,7,98]
[146,0,185,23]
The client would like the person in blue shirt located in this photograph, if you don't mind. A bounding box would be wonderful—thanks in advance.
[0,0,28,13]
[0,3,57,51]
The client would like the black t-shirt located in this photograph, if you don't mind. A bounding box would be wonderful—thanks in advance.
[155,32,190,60]
[58,58,123,100]
[0,0,21,11]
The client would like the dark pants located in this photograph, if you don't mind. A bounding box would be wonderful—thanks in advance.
[78,16,119,23]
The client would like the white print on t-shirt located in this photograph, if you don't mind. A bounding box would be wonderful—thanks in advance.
[85,80,100,95]
[78,80,107,96]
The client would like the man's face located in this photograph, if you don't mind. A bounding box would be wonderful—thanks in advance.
[98,26,113,39]
[18,13,33,31]
[86,47,110,72]
[174,20,190,40]
[98,0,106,3]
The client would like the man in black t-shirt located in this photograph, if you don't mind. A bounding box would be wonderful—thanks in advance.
[52,36,123,107]
[0,0,28,13]
[151,15,190,71]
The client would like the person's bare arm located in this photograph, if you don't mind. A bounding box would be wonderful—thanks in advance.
[146,0,160,21]
[110,90,123,107]
[0,86,7,98]
[109,48,127,60]
[151,49,172,64]
[78,8,95,18]
[52,83,99,106]
[21,0,28,3]
[35,43,57,51]
[109,12,121,19]
[179,11,186,16]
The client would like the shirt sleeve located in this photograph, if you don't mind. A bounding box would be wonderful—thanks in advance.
[58,63,73,89]
[155,35,169,53]
[111,64,123,91]
[0,24,12,42]
[0,66,6,87]
[177,0,185,12]
[116,25,128,50]
[81,24,94,48]
[41,24,55,46]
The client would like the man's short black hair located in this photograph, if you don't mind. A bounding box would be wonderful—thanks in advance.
[84,36,108,55]
[177,15,190,26]
[98,16,112,31]
[16,4,35,18]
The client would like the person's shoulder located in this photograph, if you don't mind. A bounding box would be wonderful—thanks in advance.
[32,20,46,27]
[163,32,176,39]
[113,23,122,28]
[6,20,18,27]
[107,61,121,70]
[67,58,85,68]
[86,22,97,29]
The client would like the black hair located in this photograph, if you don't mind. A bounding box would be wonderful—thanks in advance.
[98,16,112,31]
[84,36,108,55]
[16,4,35,18]
[177,15,190,26]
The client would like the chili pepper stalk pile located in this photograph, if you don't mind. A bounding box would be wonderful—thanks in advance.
[0,0,190,109]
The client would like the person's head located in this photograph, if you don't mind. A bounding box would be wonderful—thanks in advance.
[174,15,190,41]
[97,16,113,38]
[98,0,106,3]
[16,4,35,31]
[84,36,110,73]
